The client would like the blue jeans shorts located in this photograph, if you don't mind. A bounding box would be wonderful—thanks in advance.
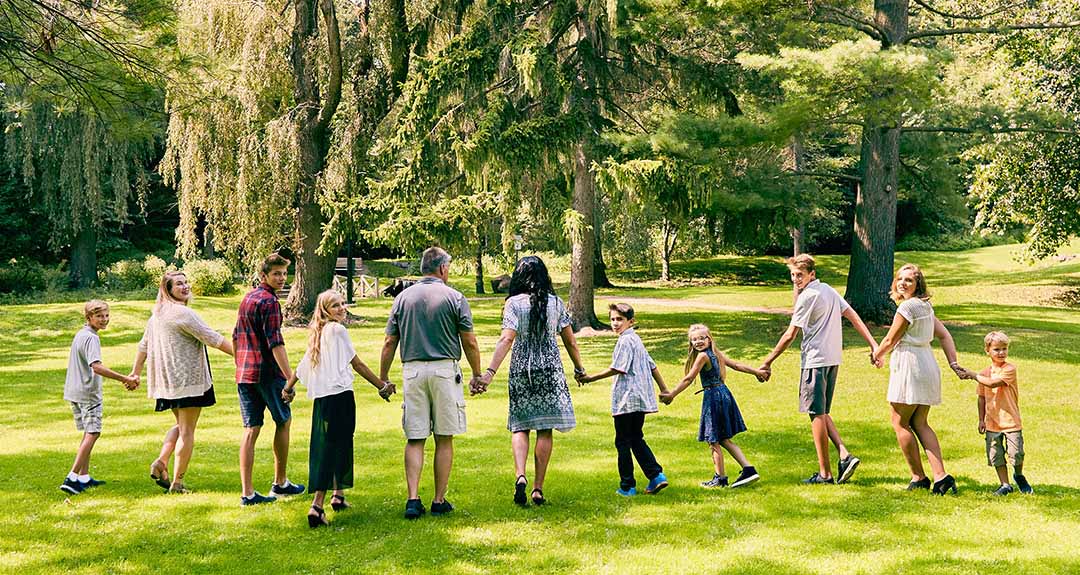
[238,379,292,428]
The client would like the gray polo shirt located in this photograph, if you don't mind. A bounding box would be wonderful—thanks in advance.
[386,277,474,363]
[790,279,851,369]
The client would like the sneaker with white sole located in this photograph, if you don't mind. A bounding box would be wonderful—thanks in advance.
[241,492,277,506]
[701,474,728,488]
[270,480,305,497]
[60,478,84,495]
[837,455,860,483]
[730,466,760,488]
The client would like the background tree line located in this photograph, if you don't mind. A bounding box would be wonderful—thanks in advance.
[1,0,1077,324]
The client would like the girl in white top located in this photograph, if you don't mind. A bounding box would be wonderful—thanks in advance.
[132,271,235,494]
[872,264,967,495]
[285,290,395,527]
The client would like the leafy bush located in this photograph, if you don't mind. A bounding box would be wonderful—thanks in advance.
[183,259,236,296]
[0,259,46,294]
[99,255,173,292]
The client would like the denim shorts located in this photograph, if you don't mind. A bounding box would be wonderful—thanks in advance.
[238,379,292,428]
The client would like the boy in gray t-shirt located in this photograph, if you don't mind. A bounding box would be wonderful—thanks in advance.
[61,300,138,495]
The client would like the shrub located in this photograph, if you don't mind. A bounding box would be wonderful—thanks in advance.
[183,259,236,296]
[0,259,46,294]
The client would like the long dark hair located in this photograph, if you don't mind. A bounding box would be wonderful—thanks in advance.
[507,256,555,339]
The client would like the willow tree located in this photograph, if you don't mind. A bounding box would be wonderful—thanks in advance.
[0,1,166,287]
[163,0,345,316]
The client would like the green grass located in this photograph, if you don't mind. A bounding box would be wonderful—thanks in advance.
[2,241,1080,574]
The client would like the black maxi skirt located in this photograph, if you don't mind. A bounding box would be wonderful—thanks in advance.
[309,390,355,491]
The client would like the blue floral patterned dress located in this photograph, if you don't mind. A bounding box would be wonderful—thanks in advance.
[502,294,576,432]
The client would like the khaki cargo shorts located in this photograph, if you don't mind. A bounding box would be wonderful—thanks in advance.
[986,430,1024,468]
[401,360,466,440]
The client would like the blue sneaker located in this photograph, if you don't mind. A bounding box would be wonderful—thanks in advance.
[81,478,106,489]
[616,487,637,497]
[645,473,669,495]
[60,478,84,495]
[240,492,277,506]
[270,480,305,497]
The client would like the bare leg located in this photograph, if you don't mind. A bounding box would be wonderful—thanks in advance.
[810,415,832,479]
[710,443,726,477]
[172,407,202,488]
[512,431,530,479]
[71,432,100,475]
[995,466,1010,485]
[533,430,553,490]
[154,425,180,477]
[240,425,262,496]
[432,434,453,503]
[312,490,327,508]
[405,438,426,500]
[822,415,851,461]
[719,438,751,469]
[272,418,291,485]
[909,405,946,481]
[890,403,926,481]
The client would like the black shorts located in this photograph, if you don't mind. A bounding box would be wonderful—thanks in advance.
[799,366,838,416]
[155,385,217,412]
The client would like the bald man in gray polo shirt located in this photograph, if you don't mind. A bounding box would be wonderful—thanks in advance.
[380,247,484,519]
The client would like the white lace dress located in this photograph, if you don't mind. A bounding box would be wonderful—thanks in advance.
[887,298,942,406]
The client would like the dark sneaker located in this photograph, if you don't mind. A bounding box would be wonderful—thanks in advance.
[837,455,860,484]
[404,498,426,519]
[645,473,669,495]
[81,478,106,489]
[701,474,728,488]
[731,466,760,488]
[993,484,1015,496]
[802,472,835,485]
[241,492,277,506]
[1013,474,1033,494]
[430,500,454,516]
[270,481,305,497]
[60,478,84,495]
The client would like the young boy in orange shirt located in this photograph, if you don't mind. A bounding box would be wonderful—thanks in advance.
[964,332,1031,495]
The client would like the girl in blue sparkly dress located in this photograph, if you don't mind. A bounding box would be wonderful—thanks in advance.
[663,324,766,488]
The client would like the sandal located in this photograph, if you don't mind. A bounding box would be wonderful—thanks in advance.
[149,461,171,490]
[531,487,546,506]
[167,484,191,495]
[308,504,329,528]
[330,494,351,511]
[514,475,527,506]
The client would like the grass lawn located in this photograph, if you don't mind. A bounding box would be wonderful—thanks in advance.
[2,242,1079,574]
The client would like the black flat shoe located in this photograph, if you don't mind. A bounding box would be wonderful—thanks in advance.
[531,488,546,506]
[330,494,351,511]
[308,504,329,528]
[514,475,527,506]
[932,474,957,495]
[906,477,931,491]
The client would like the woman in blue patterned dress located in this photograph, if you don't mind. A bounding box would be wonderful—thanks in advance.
[481,256,587,506]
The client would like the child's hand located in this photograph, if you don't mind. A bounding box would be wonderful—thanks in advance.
[281,386,296,403]
[754,369,768,382]
[659,391,674,405]
[378,381,396,402]
[977,421,985,434]
[576,373,590,386]
[757,364,771,382]
[123,374,139,390]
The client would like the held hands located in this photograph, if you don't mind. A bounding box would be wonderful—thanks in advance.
[469,374,489,396]
[281,384,297,404]
[574,368,588,386]
[658,391,675,405]
[756,364,772,382]
[949,362,971,380]
[378,380,396,402]
[122,373,139,391]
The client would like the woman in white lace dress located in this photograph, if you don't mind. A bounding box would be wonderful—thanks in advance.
[872,264,967,495]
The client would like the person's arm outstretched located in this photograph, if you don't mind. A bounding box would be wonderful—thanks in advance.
[92,361,139,389]
[759,324,800,378]
[352,355,394,401]
[662,353,710,403]
[559,326,588,384]
[720,353,768,382]
[379,334,399,384]
[965,366,1010,388]
[482,328,517,388]
[871,311,908,367]
[841,306,879,358]
[932,317,967,378]
[579,366,623,384]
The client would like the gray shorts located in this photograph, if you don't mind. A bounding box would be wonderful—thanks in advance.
[799,366,838,416]
[71,401,103,434]
[401,360,466,440]
[986,430,1024,468]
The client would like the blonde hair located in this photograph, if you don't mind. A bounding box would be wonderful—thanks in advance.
[786,254,816,273]
[889,263,931,302]
[684,324,726,382]
[154,271,189,313]
[984,331,1010,350]
[84,299,109,320]
[307,290,344,369]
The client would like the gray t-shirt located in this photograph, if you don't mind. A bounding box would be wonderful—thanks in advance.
[64,325,103,404]
[386,277,474,363]
[609,328,659,416]
[790,279,851,369]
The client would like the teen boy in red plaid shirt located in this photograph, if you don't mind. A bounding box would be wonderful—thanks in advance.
[233,253,305,505]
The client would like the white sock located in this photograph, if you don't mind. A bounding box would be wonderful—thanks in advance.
[78,474,91,483]
[67,472,79,482]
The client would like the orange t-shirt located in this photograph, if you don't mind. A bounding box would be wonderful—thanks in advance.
[977,363,1021,432]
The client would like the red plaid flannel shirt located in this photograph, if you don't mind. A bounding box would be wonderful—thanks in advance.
[233,284,286,384]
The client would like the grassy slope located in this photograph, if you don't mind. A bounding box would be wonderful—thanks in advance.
[1,242,1079,575]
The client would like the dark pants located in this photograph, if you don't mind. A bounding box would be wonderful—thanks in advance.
[613,412,662,490]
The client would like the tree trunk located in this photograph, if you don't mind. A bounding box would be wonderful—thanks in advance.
[568,142,604,330]
[660,218,676,282]
[846,125,900,323]
[475,229,485,295]
[284,0,343,319]
[786,136,807,256]
[69,225,97,288]
[844,0,908,323]
[593,228,613,288]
